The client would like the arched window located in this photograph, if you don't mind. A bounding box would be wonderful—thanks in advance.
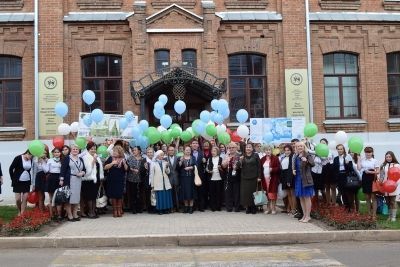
[323,53,360,119]
[387,52,400,117]
[228,54,267,120]
[155,49,170,74]
[81,54,122,114]
[0,56,22,126]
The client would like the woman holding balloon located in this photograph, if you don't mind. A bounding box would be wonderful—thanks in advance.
[380,151,400,222]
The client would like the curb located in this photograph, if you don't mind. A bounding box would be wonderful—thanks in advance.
[0,230,400,248]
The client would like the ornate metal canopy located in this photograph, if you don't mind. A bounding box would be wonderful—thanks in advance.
[130,67,226,105]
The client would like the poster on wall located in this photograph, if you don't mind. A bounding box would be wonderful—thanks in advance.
[77,112,138,140]
[285,69,310,122]
[38,72,63,136]
[249,117,306,144]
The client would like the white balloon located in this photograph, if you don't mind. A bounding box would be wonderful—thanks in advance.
[334,131,348,145]
[157,126,167,132]
[186,127,195,137]
[58,123,71,135]
[201,132,213,141]
[216,124,227,134]
[70,121,79,133]
[237,125,249,139]
[328,140,337,151]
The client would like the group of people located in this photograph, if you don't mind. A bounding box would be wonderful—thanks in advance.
[5,135,400,223]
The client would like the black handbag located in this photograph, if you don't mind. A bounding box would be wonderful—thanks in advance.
[54,186,71,204]
[345,172,361,189]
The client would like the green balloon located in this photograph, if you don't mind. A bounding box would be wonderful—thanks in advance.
[28,140,45,157]
[170,127,181,138]
[75,137,87,149]
[304,123,318,138]
[348,136,363,154]
[357,188,365,201]
[218,132,231,145]
[97,145,108,158]
[315,143,329,158]
[180,130,192,142]
[206,124,217,137]
[148,128,161,144]
[161,130,173,144]
[170,123,180,129]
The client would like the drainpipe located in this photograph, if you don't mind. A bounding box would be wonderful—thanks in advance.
[34,0,39,139]
[305,0,314,123]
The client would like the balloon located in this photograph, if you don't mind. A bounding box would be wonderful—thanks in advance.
[160,114,173,129]
[220,108,230,120]
[200,111,211,123]
[153,108,165,119]
[27,191,39,204]
[263,132,273,144]
[129,139,137,148]
[180,130,192,142]
[214,113,224,125]
[174,100,186,115]
[70,122,79,133]
[170,123,180,129]
[335,131,348,145]
[83,114,92,127]
[148,128,161,144]
[236,109,249,123]
[303,123,318,138]
[194,120,206,135]
[28,140,45,157]
[170,127,181,138]
[206,124,217,136]
[75,137,87,149]
[82,90,95,105]
[158,94,168,105]
[186,127,195,137]
[230,131,241,142]
[139,120,149,131]
[348,136,363,154]
[357,188,365,201]
[211,99,219,111]
[237,125,249,139]
[217,99,229,112]
[97,145,108,159]
[161,131,173,144]
[382,180,397,193]
[328,140,337,151]
[125,111,135,122]
[154,101,164,110]
[157,125,167,132]
[388,167,400,182]
[119,118,128,130]
[218,132,231,145]
[210,111,217,122]
[216,124,227,134]
[139,136,149,150]
[57,123,71,135]
[54,102,68,118]
[91,109,104,123]
[132,127,142,138]
[315,143,329,158]
[52,136,64,149]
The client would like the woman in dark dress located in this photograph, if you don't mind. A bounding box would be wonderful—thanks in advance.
[104,146,128,217]
[126,146,146,214]
[178,146,196,214]
[280,145,296,214]
[240,143,261,214]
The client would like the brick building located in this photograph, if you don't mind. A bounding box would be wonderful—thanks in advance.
[0,0,400,141]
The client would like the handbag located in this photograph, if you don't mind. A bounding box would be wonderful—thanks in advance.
[96,184,108,208]
[194,165,202,186]
[372,179,383,194]
[54,186,71,205]
[345,172,361,189]
[150,190,156,206]
[253,183,267,206]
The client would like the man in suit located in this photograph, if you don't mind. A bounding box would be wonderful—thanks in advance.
[166,145,180,212]
[191,139,207,211]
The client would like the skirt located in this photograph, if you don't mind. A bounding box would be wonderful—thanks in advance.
[155,189,173,211]
[240,178,258,207]
[180,174,195,201]
[81,180,98,201]
[35,171,47,192]
[362,173,375,194]
[294,173,315,198]
[69,175,82,204]
[322,163,334,185]
[311,172,324,191]
[13,180,31,193]
[46,173,60,193]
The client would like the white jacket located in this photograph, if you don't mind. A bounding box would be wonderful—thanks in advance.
[149,160,171,191]
[82,153,104,183]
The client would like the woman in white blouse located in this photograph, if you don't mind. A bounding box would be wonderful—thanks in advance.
[44,148,62,219]
[206,147,223,212]
[380,151,400,222]
[357,146,380,220]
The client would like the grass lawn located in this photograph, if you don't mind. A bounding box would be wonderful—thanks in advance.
[359,202,400,230]
[0,206,19,223]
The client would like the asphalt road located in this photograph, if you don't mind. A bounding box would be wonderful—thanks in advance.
[0,241,399,267]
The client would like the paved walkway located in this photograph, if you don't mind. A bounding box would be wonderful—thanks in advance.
[48,211,324,237]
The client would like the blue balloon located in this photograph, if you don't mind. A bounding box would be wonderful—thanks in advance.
[83,114,92,127]
[174,100,186,115]
[54,102,68,118]
[236,109,249,123]
[158,94,168,105]
[263,132,274,143]
[154,101,164,110]
[195,121,206,134]
[139,136,149,150]
[211,99,219,111]
[131,127,142,138]
[125,111,135,122]
[153,108,165,119]
[214,113,224,125]
[217,99,229,112]
[160,114,172,129]
[91,108,104,123]
[220,108,230,119]
[200,111,211,123]
[210,111,217,122]
[119,118,128,130]
[139,120,149,132]
[129,139,137,148]
[82,90,95,105]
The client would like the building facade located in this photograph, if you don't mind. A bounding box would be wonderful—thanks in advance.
[0,0,400,140]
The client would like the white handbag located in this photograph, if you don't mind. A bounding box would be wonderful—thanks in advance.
[96,184,108,208]
[194,165,202,186]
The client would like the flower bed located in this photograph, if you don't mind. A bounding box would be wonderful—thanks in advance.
[1,208,51,236]
[313,204,377,230]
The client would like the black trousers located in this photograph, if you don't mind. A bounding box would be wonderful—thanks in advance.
[171,184,180,210]
[127,181,143,213]
[209,180,223,211]
[196,178,209,210]
[225,179,240,211]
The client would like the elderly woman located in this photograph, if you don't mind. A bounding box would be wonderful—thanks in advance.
[149,150,173,215]
[178,146,196,214]
[260,144,281,214]
[292,142,315,223]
